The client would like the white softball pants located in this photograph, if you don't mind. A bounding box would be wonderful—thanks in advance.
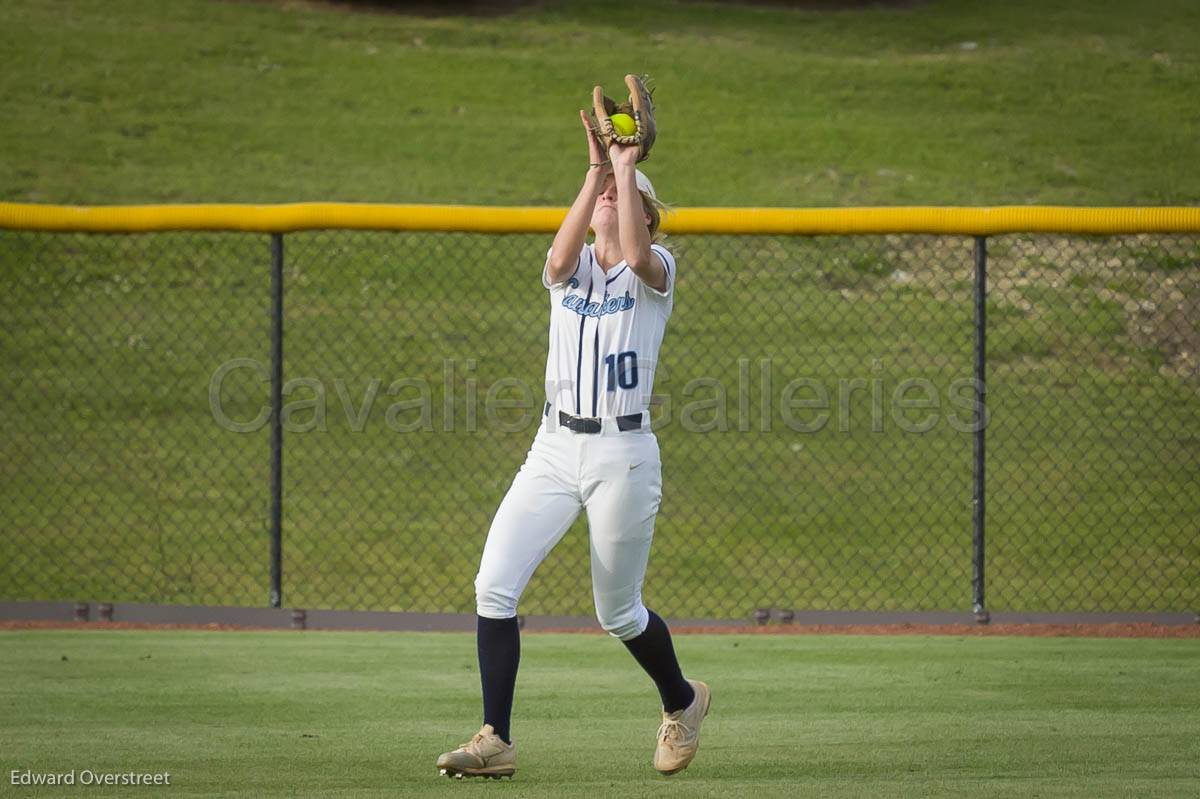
[474,416,662,640]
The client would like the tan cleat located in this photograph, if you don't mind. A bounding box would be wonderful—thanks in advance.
[436,724,516,779]
[654,679,711,775]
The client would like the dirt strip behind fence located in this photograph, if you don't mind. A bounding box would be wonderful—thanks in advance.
[1,602,1196,638]
[3,621,1199,638]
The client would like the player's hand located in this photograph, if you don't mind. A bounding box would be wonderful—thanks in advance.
[580,110,611,175]
[608,140,640,170]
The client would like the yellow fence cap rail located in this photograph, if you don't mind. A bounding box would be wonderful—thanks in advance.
[0,203,566,234]
[669,206,1200,235]
[1,202,1199,235]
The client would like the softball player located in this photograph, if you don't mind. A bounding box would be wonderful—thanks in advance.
[436,113,710,779]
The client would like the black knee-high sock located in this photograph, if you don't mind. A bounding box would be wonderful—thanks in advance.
[621,609,695,713]
[477,615,520,744]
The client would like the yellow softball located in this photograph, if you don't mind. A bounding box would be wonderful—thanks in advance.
[609,113,636,137]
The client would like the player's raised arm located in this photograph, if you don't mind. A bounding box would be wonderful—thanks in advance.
[610,142,666,292]
[546,112,611,284]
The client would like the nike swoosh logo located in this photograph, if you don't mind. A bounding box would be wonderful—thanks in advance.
[629,460,645,470]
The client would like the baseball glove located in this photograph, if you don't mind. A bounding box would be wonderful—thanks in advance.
[591,74,656,163]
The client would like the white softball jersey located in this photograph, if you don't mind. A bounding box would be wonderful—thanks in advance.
[473,242,677,641]
[541,243,676,420]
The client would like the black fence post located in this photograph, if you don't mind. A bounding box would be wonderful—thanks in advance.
[269,233,284,608]
[972,236,989,624]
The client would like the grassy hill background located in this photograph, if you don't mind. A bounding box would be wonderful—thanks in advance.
[2,0,1199,207]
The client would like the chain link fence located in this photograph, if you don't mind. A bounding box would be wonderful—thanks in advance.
[1,228,1196,618]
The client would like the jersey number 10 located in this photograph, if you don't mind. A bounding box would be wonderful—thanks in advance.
[604,350,638,391]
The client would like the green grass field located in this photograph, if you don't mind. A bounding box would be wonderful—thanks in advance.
[2,629,1198,797]
[2,0,1199,206]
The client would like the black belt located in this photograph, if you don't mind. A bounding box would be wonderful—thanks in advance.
[545,403,643,434]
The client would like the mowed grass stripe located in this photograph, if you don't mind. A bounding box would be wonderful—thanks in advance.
[1,630,1198,798]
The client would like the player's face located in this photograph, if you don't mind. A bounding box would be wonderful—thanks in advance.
[595,174,618,213]
[591,174,651,232]
[590,174,619,233]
